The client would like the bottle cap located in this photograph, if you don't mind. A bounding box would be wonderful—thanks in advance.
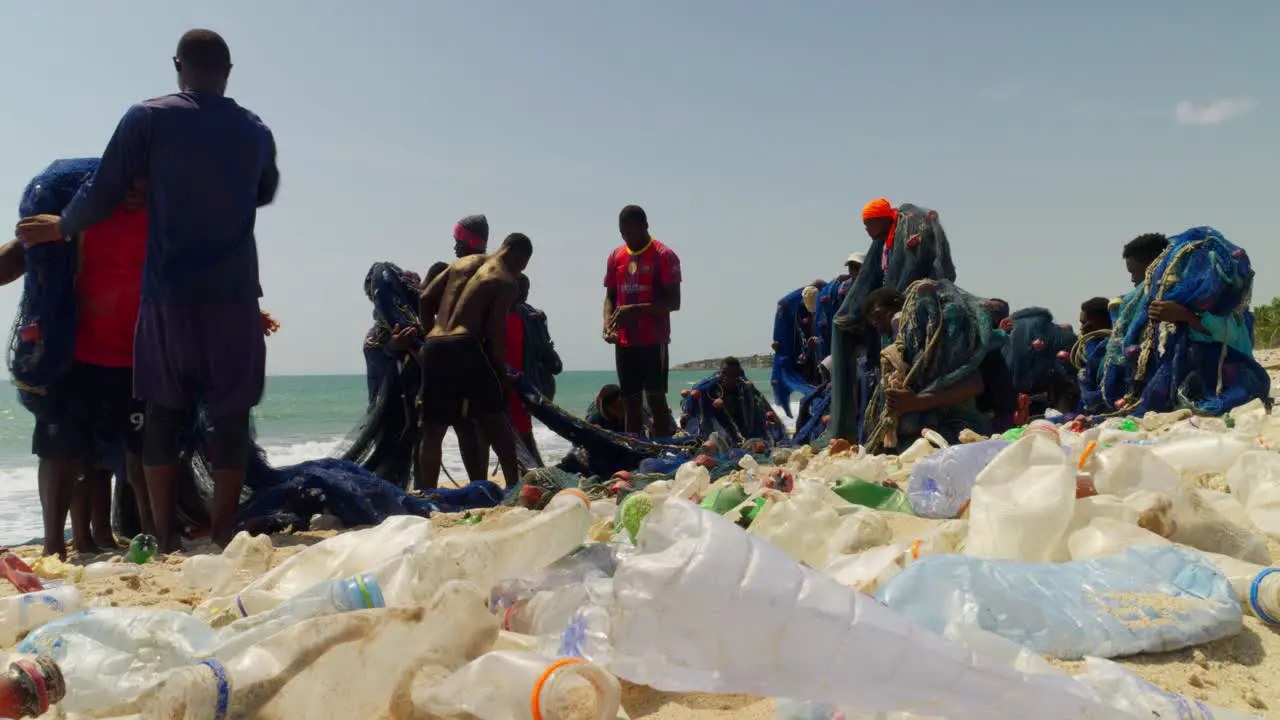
[10,656,65,716]
[344,573,386,609]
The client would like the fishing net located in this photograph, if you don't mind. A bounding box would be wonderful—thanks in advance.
[792,384,832,447]
[1071,329,1111,415]
[678,374,787,447]
[8,159,97,421]
[769,286,819,415]
[1001,307,1078,396]
[829,203,957,440]
[863,279,994,453]
[812,277,849,363]
[517,304,562,401]
[1102,227,1269,416]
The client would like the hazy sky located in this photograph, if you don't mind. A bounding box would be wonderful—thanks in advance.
[2,1,1276,375]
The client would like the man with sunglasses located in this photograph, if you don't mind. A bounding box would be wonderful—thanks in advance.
[16,29,280,552]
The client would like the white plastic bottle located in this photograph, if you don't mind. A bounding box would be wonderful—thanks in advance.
[1227,450,1280,541]
[0,585,81,645]
[966,421,1076,562]
[413,650,621,720]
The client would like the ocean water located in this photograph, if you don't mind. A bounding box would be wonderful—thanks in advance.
[0,369,777,544]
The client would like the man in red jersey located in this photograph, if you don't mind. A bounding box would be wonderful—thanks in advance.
[602,205,681,437]
[0,180,151,558]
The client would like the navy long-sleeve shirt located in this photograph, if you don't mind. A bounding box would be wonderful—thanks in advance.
[59,92,279,303]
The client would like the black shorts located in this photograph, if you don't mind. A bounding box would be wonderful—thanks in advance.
[419,335,506,427]
[32,362,145,461]
[615,344,669,397]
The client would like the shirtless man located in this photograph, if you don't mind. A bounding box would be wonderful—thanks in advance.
[416,233,533,490]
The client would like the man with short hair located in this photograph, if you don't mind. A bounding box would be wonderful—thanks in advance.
[1122,233,1169,287]
[603,205,681,437]
[417,234,533,490]
[453,214,489,258]
[17,29,281,551]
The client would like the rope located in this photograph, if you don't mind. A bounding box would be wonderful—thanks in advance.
[1070,329,1111,370]
[864,281,948,453]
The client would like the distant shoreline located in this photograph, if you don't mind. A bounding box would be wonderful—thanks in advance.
[671,354,772,371]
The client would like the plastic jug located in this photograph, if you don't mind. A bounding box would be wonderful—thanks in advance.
[878,545,1241,659]
[412,650,622,720]
[0,585,81,645]
[747,483,842,567]
[1148,433,1252,479]
[1089,444,1181,496]
[1227,450,1280,541]
[965,422,1076,562]
[906,440,1010,519]
[137,581,498,720]
[593,499,1121,719]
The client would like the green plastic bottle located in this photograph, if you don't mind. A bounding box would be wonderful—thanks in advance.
[1001,426,1026,441]
[699,485,748,515]
[123,534,158,564]
[1117,418,1139,432]
[832,477,915,515]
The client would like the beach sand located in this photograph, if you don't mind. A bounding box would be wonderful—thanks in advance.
[5,505,1279,719]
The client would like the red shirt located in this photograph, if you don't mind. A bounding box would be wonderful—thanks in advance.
[505,312,532,433]
[74,208,148,367]
[603,238,681,347]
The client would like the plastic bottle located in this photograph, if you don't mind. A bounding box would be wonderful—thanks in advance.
[179,531,274,594]
[877,545,1241,660]
[490,542,627,612]
[0,585,81,645]
[215,574,385,658]
[0,550,44,593]
[413,650,622,720]
[0,657,66,719]
[1227,450,1280,541]
[965,422,1076,562]
[1073,658,1263,720]
[595,499,1121,718]
[195,514,433,623]
[747,483,843,567]
[18,607,219,712]
[906,439,1010,519]
[138,581,497,720]
[1148,433,1252,479]
[122,533,158,564]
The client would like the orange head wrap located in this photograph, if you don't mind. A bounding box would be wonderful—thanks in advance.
[861,198,895,221]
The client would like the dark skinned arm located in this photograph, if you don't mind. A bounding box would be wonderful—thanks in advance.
[603,287,617,337]
[626,281,681,316]
[0,240,26,286]
[913,371,985,413]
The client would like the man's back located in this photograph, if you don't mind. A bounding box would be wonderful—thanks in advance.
[431,256,513,340]
[142,93,276,302]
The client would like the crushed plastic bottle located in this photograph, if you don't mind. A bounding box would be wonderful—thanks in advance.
[906,439,1010,519]
[122,533,158,564]
[0,585,81,646]
[179,531,273,594]
[878,545,1241,659]
[0,550,43,593]
[413,650,622,720]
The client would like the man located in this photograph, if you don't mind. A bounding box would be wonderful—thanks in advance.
[504,275,542,466]
[2,180,150,558]
[1080,296,1113,336]
[17,30,280,552]
[603,205,681,437]
[585,384,628,433]
[417,233,533,491]
[845,252,865,281]
[453,214,489,258]
[862,198,898,270]
[1123,233,1169,287]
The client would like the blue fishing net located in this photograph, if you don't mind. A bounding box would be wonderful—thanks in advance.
[1001,307,1078,396]
[1102,227,1269,416]
[8,159,97,421]
[769,286,818,415]
[1072,330,1111,415]
[812,277,849,363]
[517,303,562,401]
[361,261,421,406]
[678,374,786,447]
[864,279,994,452]
[792,384,832,447]
[830,204,957,440]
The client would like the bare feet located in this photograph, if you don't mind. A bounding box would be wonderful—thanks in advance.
[93,532,120,551]
[72,539,101,556]
[158,535,183,556]
[43,541,67,561]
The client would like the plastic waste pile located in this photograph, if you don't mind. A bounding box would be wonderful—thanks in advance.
[2,402,1280,717]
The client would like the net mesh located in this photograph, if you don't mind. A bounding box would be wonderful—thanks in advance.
[830,204,958,440]
[8,159,98,420]
[517,303,562,401]
[769,286,819,415]
[863,279,994,453]
[1002,307,1078,395]
[1102,226,1270,416]
[679,374,787,447]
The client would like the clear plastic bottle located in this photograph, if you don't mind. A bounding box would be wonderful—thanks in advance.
[907,439,1011,519]
[413,650,621,720]
[215,574,385,657]
[0,585,81,645]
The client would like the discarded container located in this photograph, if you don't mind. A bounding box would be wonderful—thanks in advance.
[966,422,1076,562]
[595,499,1120,718]
[906,439,1010,519]
[179,531,273,593]
[1227,450,1280,541]
[0,585,81,645]
[215,574,386,658]
[831,477,913,514]
[1073,658,1263,720]
[748,483,843,567]
[491,543,627,612]
[0,657,66,719]
[122,533,158,564]
[0,550,43,593]
[878,545,1242,659]
[413,650,622,720]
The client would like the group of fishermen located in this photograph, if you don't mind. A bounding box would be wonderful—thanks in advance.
[772,198,1270,454]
